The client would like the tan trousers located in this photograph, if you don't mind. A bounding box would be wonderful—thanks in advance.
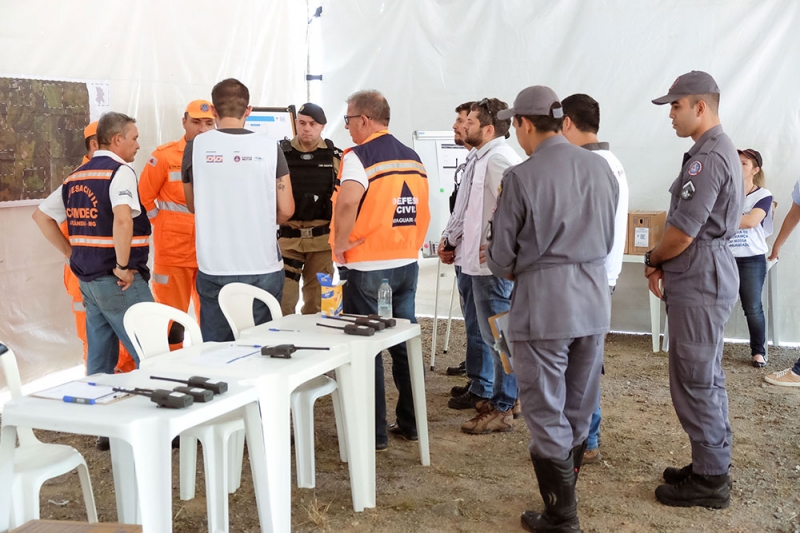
[279,234,334,315]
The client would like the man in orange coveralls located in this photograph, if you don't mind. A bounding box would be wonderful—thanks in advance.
[138,100,215,348]
[61,120,136,375]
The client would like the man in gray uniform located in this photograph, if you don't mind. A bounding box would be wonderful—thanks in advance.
[646,71,742,509]
[487,86,618,533]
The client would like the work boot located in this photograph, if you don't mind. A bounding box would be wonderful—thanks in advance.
[447,390,484,410]
[521,452,581,532]
[655,472,731,509]
[571,440,588,477]
[582,448,601,464]
[663,463,693,484]
[446,360,467,376]
[460,405,513,434]
[450,380,471,397]
[512,398,522,419]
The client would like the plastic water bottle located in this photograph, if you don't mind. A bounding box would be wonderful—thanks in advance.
[378,278,392,319]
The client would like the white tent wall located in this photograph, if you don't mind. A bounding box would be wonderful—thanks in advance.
[0,0,308,385]
[320,0,800,340]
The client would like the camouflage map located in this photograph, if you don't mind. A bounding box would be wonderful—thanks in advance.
[0,77,90,202]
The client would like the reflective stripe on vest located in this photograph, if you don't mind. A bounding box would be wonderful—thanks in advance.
[69,235,150,247]
[73,301,86,312]
[64,170,114,183]
[147,208,159,219]
[169,171,182,182]
[158,201,191,213]
[365,160,426,182]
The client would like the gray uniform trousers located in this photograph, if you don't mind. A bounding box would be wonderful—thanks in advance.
[513,334,605,460]
[666,303,733,476]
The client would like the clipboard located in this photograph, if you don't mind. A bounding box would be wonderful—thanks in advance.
[32,381,131,404]
[488,312,514,375]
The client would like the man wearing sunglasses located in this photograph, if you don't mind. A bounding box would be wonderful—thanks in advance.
[331,89,430,450]
[447,98,522,436]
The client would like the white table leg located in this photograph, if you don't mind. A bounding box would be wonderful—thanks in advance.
[109,437,138,524]
[335,362,372,511]
[407,336,430,466]
[648,291,661,352]
[242,401,272,533]
[255,379,292,533]
[0,426,18,533]
[430,260,441,369]
[130,428,173,532]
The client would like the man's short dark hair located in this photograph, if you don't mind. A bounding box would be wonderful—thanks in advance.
[211,78,250,119]
[561,94,600,134]
[514,114,562,134]
[470,98,511,139]
[455,101,475,114]
[347,90,391,126]
[97,112,136,146]
[688,93,720,115]
[84,135,96,153]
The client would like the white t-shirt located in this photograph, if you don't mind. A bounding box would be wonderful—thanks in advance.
[728,187,773,257]
[38,150,141,223]
[592,149,628,286]
[192,130,283,275]
[337,149,414,272]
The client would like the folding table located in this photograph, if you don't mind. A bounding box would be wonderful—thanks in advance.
[0,371,268,533]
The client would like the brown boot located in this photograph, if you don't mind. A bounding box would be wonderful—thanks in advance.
[460,405,514,434]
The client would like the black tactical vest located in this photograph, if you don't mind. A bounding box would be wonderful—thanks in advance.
[281,139,340,221]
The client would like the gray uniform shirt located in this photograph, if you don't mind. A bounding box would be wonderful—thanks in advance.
[486,135,618,341]
[661,125,743,306]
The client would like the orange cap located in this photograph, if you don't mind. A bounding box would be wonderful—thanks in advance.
[185,100,214,119]
[83,121,98,139]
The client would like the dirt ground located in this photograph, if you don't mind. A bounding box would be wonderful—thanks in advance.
[18,318,800,532]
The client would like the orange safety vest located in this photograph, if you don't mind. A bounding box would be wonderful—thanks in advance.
[138,138,197,268]
[331,131,430,263]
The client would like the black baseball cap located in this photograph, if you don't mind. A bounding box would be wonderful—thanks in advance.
[652,71,720,105]
[738,148,763,168]
[297,102,327,124]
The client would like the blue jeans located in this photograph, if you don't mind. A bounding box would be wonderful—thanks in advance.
[196,270,284,342]
[736,255,766,356]
[455,267,492,398]
[80,274,154,375]
[471,274,517,411]
[340,263,419,446]
[587,392,601,450]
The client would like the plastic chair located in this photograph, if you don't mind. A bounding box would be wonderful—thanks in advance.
[218,282,348,488]
[123,302,245,533]
[0,342,98,528]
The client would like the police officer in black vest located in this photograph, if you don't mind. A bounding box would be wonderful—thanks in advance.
[278,103,342,315]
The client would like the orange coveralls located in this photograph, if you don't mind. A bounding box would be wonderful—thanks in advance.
[138,138,200,322]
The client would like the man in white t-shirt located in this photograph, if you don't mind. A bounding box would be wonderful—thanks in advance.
[32,112,154,375]
[182,78,295,341]
[562,93,629,465]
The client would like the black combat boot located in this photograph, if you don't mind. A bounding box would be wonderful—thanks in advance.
[571,440,588,478]
[655,472,730,509]
[663,463,693,484]
[521,452,581,532]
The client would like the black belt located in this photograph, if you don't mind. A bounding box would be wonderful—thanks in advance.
[279,225,330,239]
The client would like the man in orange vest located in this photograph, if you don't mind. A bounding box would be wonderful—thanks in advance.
[58,121,136,374]
[331,89,431,451]
[139,100,214,346]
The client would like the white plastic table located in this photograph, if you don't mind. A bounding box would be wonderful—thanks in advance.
[240,314,430,512]
[141,340,353,533]
[0,370,269,533]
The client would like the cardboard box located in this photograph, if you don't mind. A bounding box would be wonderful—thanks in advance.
[626,210,666,255]
[12,520,142,533]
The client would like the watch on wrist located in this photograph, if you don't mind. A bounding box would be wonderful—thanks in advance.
[116,262,130,270]
[644,250,657,268]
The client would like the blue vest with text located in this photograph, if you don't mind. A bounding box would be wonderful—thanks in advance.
[62,156,151,282]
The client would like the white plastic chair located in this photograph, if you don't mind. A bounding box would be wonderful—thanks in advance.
[0,342,98,528]
[218,282,348,488]
[123,302,245,533]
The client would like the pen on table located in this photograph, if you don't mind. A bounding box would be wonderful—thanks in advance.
[269,328,300,332]
[63,396,96,405]
[226,349,261,364]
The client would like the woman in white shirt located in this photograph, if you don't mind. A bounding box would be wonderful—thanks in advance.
[728,148,772,367]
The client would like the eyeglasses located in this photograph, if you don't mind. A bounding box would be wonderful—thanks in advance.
[344,114,370,125]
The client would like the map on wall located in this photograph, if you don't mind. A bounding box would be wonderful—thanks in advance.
[0,76,110,203]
